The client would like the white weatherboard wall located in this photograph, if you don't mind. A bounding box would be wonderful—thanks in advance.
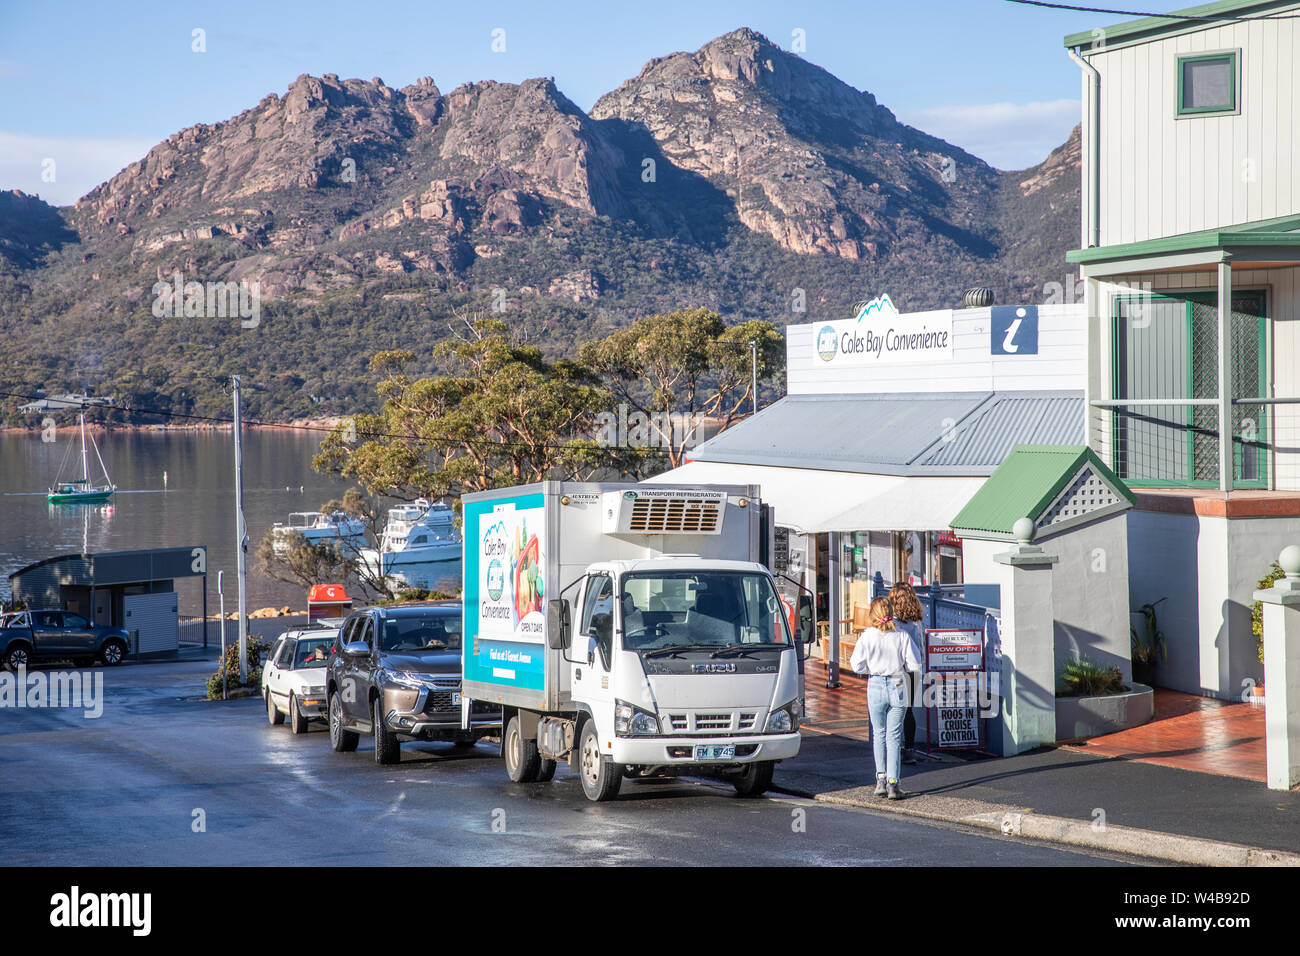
[962,513,1132,687]
[787,304,1086,395]
[1079,7,1300,245]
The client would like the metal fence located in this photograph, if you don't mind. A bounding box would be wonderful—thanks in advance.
[1097,290,1278,488]
[871,573,991,632]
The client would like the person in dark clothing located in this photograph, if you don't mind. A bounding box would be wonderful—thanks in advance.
[889,583,925,764]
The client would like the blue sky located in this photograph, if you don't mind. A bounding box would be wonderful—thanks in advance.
[0,0,1115,205]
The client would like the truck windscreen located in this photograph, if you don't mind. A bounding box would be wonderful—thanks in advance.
[620,571,792,652]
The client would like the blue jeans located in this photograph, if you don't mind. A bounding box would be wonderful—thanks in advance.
[867,674,908,783]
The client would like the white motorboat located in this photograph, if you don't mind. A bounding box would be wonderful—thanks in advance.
[360,498,461,572]
[271,510,367,554]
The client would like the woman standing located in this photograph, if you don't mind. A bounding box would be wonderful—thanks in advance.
[889,583,925,765]
[850,596,922,799]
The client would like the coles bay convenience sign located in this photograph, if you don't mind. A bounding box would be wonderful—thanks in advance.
[814,296,953,367]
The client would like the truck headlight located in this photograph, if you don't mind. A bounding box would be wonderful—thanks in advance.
[765,703,798,733]
[615,700,659,737]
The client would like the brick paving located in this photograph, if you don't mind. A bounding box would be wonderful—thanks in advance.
[804,662,1269,783]
[1064,688,1267,783]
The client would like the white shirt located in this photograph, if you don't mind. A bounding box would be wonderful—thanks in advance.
[850,625,922,677]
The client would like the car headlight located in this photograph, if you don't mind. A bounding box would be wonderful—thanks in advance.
[304,685,325,697]
[615,700,659,737]
[765,703,798,733]
[387,670,433,688]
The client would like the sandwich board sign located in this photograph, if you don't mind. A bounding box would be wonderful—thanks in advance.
[925,628,986,752]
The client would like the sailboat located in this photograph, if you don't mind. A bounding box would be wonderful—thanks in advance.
[47,414,116,504]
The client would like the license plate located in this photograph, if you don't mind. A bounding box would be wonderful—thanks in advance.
[452,693,462,705]
[694,744,735,760]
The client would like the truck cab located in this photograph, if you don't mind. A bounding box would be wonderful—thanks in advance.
[564,557,804,799]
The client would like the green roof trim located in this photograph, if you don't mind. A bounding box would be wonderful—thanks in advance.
[1063,0,1297,50]
[1066,214,1300,264]
[949,444,1135,537]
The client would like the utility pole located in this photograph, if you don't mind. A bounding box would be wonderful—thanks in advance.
[233,375,249,683]
[750,340,758,416]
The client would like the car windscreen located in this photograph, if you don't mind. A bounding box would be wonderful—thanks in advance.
[379,614,462,653]
[620,571,792,652]
[294,636,335,668]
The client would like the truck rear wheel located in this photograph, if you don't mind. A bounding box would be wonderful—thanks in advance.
[578,721,621,802]
[504,716,540,782]
[732,760,775,798]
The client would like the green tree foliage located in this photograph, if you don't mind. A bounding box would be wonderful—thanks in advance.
[312,315,618,501]
[579,309,784,467]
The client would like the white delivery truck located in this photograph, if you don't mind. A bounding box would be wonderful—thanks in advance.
[461,481,815,802]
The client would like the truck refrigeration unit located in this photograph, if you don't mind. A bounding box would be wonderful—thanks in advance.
[460,481,814,802]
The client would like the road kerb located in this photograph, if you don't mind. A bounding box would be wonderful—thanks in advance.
[791,786,1300,866]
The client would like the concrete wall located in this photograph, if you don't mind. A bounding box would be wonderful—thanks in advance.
[1126,508,1300,699]
[962,511,1132,690]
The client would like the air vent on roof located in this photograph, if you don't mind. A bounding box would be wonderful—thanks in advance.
[601,489,727,535]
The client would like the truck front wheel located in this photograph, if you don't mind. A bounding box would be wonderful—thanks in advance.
[578,721,621,802]
[504,716,540,782]
[731,760,774,798]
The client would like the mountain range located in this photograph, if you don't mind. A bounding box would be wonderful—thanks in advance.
[0,27,1080,423]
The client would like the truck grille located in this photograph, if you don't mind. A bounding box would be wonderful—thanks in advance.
[628,497,720,533]
[694,713,732,731]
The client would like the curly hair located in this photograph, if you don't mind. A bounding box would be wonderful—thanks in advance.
[888,582,924,623]
[868,596,896,631]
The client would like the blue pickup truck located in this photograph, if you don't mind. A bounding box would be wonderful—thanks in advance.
[0,610,131,671]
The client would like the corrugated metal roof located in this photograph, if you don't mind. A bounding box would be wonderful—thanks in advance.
[919,393,1084,469]
[949,445,1135,536]
[688,391,1083,477]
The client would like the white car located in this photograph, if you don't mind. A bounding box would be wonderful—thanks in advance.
[263,626,338,734]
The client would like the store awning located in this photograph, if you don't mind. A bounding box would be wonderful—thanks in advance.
[643,461,985,534]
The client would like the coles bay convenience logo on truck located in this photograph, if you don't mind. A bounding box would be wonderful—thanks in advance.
[478,504,546,644]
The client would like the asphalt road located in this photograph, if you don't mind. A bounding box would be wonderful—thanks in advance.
[0,658,1142,866]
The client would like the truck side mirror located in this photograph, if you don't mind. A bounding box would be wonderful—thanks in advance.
[797,593,815,644]
[546,599,570,650]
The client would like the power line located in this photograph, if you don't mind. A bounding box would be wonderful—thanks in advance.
[1005,0,1300,21]
[0,390,670,459]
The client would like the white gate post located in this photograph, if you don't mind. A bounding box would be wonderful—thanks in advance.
[1254,545,1300,791]
[993,518,1059,755]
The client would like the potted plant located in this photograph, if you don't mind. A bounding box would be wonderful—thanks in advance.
[1129,597,1167,687]
[1250,560,1284,697]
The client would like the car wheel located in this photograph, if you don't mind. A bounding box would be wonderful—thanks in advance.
[266,690,284,726]
[503,716,540,782]
[3,643,30,673]
[373,696,399,765]
[100,639,126,667]
[578,721,621,802]
[289,693,308,735]
[329,690,358,753]
[450,737,477,751]
[731,760,775,798]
